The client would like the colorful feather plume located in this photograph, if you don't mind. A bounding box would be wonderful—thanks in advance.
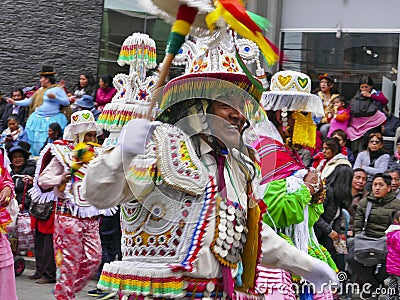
[206,0,279,65]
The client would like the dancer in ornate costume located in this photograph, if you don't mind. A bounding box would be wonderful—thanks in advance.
[0,149,17,300]
[253,71,343,300]
[83,2,337,298]
[29,110,115,300]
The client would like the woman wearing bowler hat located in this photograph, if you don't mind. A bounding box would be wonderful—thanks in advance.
[7,65,70,156]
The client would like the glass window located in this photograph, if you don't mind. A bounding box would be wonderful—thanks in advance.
[280,32,399,110]
[99,7,173,77]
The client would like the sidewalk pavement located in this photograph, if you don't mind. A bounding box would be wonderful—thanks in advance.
[15,255,99,300]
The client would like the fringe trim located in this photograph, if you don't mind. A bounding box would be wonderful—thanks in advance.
[261,92,324,117]
[98,262,185,298]
[161,74,262,111]
[29,144,61,204]
[97,102,156,131]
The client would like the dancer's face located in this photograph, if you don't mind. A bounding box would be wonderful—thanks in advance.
[83,131,97,143]
[208,98,246,148]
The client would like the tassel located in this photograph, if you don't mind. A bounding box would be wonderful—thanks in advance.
[147,4,198,119]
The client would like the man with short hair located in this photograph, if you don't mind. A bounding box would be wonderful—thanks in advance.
[0,88,28,132]
[386,169,400,198]
[348,173,400,294]
[348,168,368,236]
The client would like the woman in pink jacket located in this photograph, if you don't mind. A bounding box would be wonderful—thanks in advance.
[386,210,400,300]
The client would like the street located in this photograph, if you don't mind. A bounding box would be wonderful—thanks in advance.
[16,264,99,300]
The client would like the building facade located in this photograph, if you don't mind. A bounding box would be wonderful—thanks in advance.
[0,0,104,95]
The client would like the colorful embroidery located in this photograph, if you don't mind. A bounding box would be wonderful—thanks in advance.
[154,124,208,196]
[100,178,216,297]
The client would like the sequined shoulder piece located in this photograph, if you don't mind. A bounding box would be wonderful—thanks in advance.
[153,124,208,196]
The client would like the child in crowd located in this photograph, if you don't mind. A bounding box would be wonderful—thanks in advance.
[331,129,355,166]
[385,210,400,300]
[327,96,350,137]
[1,115,28,149]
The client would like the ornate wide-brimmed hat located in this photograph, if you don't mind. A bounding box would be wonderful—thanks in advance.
[97,32,159,135]
[160,31,266,111]
[140,0,279,115]
[63,111,102,141]
[260,70,324,148]
[39,65,56,75]
[261,70,324,117]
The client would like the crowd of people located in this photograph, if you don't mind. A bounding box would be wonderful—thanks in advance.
[0,62,399,300]
[0,66,116,156]
[0,14,399,300]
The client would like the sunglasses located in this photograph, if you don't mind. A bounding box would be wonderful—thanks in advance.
[369,140,381,144]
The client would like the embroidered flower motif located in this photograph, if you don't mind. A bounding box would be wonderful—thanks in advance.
[137,89,149,100]
[222,56,239,72]
[190,58,208,73]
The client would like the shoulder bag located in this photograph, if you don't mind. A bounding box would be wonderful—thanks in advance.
[350,94,379,118]
[353,201,387,266]
[29,200,54,221]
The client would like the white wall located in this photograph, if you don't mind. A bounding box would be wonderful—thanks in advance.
[281,0,400,32]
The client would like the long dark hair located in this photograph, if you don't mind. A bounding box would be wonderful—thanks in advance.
[323,137,341,156]
[99,74,113,88]
[359,75,374,87]
[49,122,63,140]
[326,164,354,208]
[75,72,96,96]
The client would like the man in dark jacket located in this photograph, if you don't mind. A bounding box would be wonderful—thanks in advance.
[347,173,400,295]
[0,88,28,132]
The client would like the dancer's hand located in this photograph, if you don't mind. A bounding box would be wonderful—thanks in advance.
[0,187,12,207]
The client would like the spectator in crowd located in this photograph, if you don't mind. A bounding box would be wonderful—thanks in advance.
[313,138,353,270]
[95,74,116,111]
[314,137,351,177]
[382,105,400,155]
[331,129,355,166]
[327,96,350,138]
[8,141,35,211]
[347,75,388,155]
[386,169,400,199]
[39,123,63,153]
[354,133,390,191]
[1,115,28,149]
[293,144,311,167]
[0,88,28,132]
[347,173,400,293]
[347,168,368,237]
[388,138,400,173]
[0,90,9,120]
[70,72,96,102]
[385,210,400,300]
[312,73,340,139]
[74,94,101,120]
[314,164,353,271]
[7,66,69,156]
